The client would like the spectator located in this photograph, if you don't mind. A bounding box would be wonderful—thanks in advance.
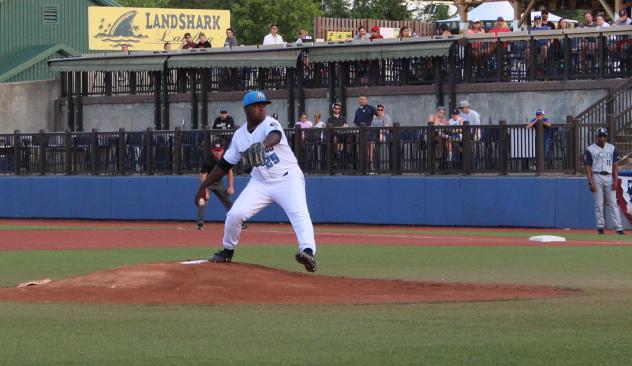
[197,32,212,48]
[327,102,348,127]
[313,112,326,128]
[295,112,313,128]
[120,43,130,54]
[182,32,197,49]
[531,15,551,31]
[582,11,597,28]
[354,95,377,127]
[458,100,481,125]
[541,10,556,29]
[596,14,611,28]
[439,23,452,36]
[163,42,171,50]
[615,9,632,26]
[490,16,511,36]
[354,25,369,40]
[526,109,554,162]
[296,29,314,44]
[584,128,625,235]
[370,26,384,40]
[531,15,552,70]
[196,140,246,231]
[447,109,464,161]
[399,26,412,38]
[467,19,485,34]
[224,28,239,47]
[368,104,392,171]
[212,108,235,130]
[263,24,284,45]
[559,18,570,31]
[427,105,448,125]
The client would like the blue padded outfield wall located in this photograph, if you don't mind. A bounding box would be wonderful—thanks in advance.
[0,176,600,228]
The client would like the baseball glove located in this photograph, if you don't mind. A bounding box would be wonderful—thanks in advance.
[241,142,266,170]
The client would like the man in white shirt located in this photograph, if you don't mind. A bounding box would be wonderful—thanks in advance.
[262,24,285,45]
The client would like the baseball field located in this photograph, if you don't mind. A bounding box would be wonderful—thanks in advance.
[1,219,631,365]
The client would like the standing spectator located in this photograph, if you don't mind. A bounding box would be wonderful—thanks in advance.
[196,141,246,231]
[531,15,551,31]
[163,42,171,50]
[595,14,611,28]
[559,18,570,31]
[490,17,511,36]
[120,43,130,54]
[224,28,239,47]
[582,11,597,28]
[263,24,284,45]
[213,108,235,130]
[197,33,212,48]
[459,100,481,141]
[295,112,313,128]
[541,10,556,29]
[354,25,369,40]
[615,9,632,26]
[584,128,625,235]
[368,104,392,171]
[526,109,554,162]
[466,19,486,71]
[354,95,377,127]
[531,15,552,71]
[313,112,326,128]
[327,102,347,127]
[428,106,449,160]
[182,32,197,49]
[296,29,314,44]
[399,26,412,38]
[467,19,485,34]
[439,24,452,36]
[370,26,384,40]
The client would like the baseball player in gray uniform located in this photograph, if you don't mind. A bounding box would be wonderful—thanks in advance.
[584,128,625,235]
[194,90,317,272]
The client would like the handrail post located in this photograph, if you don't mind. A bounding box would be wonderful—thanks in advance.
[393,123,401,175]
[607,113,616,142]
[174,127,182,175]
[39,129,46,176]
[65,130,72,176]
[14,130,21,176]
[499,121,508,175]
[90,128,98,176]
[118,128,125,175]
[568,116,578,174]
[535,120,544,176]
[462,122,472,175]
[428,122,436,175]
[326,126,335,175]
[146,128,154,175]
[359,127,367,175]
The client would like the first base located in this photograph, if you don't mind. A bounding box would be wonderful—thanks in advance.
[529,235,566,243]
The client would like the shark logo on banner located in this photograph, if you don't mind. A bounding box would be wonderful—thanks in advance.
[616,175,632,226]
[89,7,230,51]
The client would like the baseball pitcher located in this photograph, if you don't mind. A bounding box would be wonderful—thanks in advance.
[195,91,317,272]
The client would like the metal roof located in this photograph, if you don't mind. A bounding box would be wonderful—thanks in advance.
[0,44,79,82]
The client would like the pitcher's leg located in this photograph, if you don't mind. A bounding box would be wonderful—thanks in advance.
[222,180,272,250]
[272,176,316,255]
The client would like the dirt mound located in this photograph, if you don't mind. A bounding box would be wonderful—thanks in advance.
[0,262,577,305]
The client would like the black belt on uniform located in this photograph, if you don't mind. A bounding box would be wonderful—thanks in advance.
[593,171,611,175]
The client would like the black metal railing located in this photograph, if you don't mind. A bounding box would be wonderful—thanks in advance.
[0,121,613,177]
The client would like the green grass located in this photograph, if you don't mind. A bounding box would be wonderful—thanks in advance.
[2,244,632,365]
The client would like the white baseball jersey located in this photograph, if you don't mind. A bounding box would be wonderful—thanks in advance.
[223,116,301,180]
[584,142,618,173]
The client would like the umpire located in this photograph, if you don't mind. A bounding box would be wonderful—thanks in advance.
[584,128,625,235]
[197,140,247,231]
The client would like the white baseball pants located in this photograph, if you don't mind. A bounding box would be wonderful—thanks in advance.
[222,172,316,254]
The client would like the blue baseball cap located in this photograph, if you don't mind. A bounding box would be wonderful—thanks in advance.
[596,127,608,136]
[243,91,271,108]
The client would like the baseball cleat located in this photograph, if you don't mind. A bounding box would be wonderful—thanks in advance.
[597,228,605,235]
[241,223,248,230]
[209,249,234,263]
[616,230,626,235]
[197,223,204,231]
[295,250,317,273]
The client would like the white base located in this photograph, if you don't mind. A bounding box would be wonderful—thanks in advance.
[529,235,567,243]
[179,259,208,265]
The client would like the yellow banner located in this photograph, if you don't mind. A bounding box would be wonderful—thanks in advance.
[327,31,353,41]
[88,6,230,51]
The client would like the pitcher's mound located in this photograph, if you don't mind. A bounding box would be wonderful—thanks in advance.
[0,262,577,305]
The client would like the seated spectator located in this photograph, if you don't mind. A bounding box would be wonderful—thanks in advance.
[439,24,452,36]
[370,26,383,40]
[181,32,196,49]
[163,42,171,50]
[296,29,314,44]
[120,43,130,54]
[596,14,611,28]
[447,109,464,161]
[295,112,313,128]
[459,100,481,141]
[327,103,348,127]
[489,17,511,36]
[224,28,239,47]
[615,9,632,26]
[313,112,326,128]
[399,26,412,38]
[354,25,369,40]
[427,105,448,126]
[197,33,212,48]
[263,24,285,45]
[542,10,556,29]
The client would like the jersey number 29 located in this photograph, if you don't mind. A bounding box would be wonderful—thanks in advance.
[264,153,280,168]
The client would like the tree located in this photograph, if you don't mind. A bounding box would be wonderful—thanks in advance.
[322,0,351,18]
[351,0,411,20]
[117,0,232,9]
[232,0,323,45]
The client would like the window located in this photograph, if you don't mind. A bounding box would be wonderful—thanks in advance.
[42,5,59,24]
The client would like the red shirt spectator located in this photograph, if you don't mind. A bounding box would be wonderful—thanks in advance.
[370,26,383,40]
[489,17,511,36]
[181,32,196,49]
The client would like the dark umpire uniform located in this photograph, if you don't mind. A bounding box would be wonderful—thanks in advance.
[197,142,246,230]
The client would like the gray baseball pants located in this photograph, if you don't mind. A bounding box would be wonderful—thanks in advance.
[592,173,623,230]
[197,183,233,225]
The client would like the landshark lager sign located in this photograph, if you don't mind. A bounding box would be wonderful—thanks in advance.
[88,7,230,51]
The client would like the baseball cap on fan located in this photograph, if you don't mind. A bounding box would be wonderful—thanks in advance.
[211,140,224,151]
[535,109,544,115]
[243,91,271,108]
